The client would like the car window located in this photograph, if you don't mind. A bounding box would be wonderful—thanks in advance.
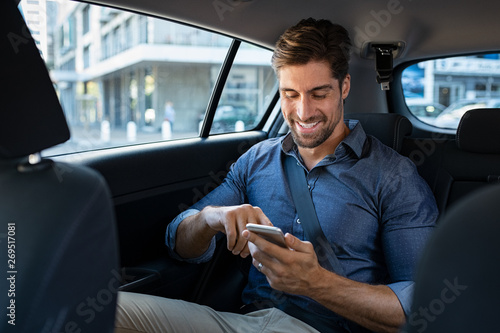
[402,53,500,129]
[210,44,277,134]
[19,0,275,156]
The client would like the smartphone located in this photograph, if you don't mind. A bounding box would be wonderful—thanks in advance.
[246,223,287,248]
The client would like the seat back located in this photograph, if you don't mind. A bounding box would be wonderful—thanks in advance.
[405,183,500,332]
[401,108,500,213]
[347,113,413,152]
[0,2,119,331]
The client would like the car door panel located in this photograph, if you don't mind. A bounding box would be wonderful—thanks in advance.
[54,131,267,296]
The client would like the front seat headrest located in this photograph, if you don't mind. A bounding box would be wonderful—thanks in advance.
[0,1,70,158]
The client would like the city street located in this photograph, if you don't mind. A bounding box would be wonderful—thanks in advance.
[43,124,198,156]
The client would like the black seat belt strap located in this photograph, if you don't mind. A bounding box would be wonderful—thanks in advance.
[284,155,345,276]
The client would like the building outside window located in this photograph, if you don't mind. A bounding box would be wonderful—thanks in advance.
[20,0,277,155]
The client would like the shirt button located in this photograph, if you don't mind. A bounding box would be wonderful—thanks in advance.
[296,219,301,224]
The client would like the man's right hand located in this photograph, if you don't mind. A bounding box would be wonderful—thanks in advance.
[175,204,272,259]
[202,204,273,258]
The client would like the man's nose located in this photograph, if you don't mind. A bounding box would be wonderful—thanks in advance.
[296,97,314,120]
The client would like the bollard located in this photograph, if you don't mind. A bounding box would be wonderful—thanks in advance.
[162,120,172,140]
[235,120,245,132]
[127,121,137,142]
[101,120,111,142]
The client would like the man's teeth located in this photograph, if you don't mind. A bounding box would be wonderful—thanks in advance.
[298,122,319,129]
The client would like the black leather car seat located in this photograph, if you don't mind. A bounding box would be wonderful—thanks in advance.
[405,183,500,332]
[347,113,413,153]
[0,2,119,332]
[402,108,500,213]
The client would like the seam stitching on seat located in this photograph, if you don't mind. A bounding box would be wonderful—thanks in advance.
[393,117,401,150]
[456,114,464,149]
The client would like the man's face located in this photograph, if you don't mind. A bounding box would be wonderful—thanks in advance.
[279,61,350,149]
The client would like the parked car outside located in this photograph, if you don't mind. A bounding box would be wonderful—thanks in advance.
[406,101,446,124]
[211,105,256,134]
[434,98,500,128]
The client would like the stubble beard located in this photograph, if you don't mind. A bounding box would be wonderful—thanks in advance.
[287,104,343,149]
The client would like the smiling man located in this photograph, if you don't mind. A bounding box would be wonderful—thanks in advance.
[115,18,438,333]
[279,61,350,170]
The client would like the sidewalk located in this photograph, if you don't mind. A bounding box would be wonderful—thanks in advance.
[44,125,199,156]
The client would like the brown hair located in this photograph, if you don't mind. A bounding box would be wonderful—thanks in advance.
[272,18,351,84]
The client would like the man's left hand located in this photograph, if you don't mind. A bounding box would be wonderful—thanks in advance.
[242,229,329,296]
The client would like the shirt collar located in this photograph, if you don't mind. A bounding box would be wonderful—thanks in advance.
[281,119,366,159]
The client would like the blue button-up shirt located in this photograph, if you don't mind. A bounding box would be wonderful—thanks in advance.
[166,120,438,331]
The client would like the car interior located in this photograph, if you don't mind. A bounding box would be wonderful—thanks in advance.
[1,3,119,332]
[3,0,500,331]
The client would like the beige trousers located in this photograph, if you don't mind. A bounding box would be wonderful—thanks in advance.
[114,291,320,333]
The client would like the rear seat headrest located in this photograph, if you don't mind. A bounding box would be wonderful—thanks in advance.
[456,108,500,154]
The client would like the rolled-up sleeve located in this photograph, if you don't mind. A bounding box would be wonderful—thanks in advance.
[165,208,216,263]
[387,281,414,317]
[381,158,438,317]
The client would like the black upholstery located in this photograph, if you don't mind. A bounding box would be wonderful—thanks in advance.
[0,160,119,332]
[456,108,500,153]
[405,184,500,332]
[401,108,500,213]
[0,2,119,332]
[0,1,70,158]
[347,113,412,152]
[191,236,251,312]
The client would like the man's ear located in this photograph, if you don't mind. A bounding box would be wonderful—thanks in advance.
[342,74,351,100]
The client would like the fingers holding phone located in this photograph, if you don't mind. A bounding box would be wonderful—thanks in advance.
[243,224,292,279]
[245,223,288,248]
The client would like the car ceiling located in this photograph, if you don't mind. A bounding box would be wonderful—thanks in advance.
[90,0,500,65]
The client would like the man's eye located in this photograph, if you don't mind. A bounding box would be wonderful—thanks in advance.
[312,94,327,99]
[285,94,298,99]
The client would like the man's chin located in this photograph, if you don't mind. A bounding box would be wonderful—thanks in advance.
[290,131,323,149]
[288,117,341,150]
